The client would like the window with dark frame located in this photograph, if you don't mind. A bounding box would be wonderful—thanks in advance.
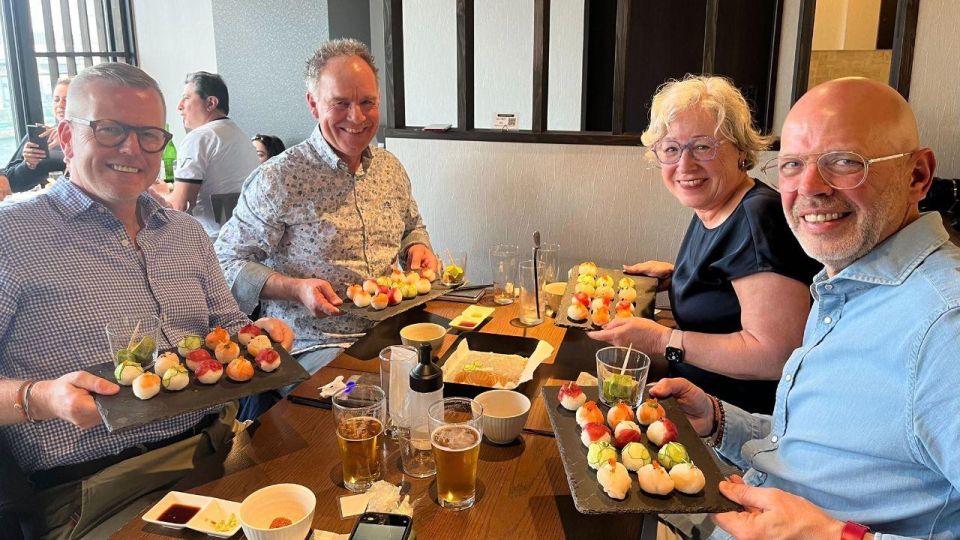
[382,0,783,147]
[0,0,136,159]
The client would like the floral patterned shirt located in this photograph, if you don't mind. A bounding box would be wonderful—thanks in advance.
[215,126,431,350]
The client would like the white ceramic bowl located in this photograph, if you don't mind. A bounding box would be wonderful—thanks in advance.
[238,484,316,540]
[399,322,447,356]
[474,389,531,444]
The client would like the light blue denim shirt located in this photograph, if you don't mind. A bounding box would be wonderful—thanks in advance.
[714,213,960,540]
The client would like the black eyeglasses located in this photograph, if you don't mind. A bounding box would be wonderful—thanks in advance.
[761,150,913,191]
[67,117,172,153]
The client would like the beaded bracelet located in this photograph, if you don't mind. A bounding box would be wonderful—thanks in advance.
[704,394,726,448]
[22,381,39,423]
[12,381,31,421]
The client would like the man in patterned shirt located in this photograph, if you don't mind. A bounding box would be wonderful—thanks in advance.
[0,63,289,538]
[216,38,437,375]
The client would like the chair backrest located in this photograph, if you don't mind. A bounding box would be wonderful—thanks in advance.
[211,192,241,225]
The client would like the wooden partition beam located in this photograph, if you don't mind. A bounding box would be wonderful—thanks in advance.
[384,0,405,129]
[532,0,550,132]
[889,0,919,99]
[611,0,630,134]
[456,0,475,130]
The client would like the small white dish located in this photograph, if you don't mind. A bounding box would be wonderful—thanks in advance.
[449,305,495,330]
[142,491,212,529]
[187,498,242,538]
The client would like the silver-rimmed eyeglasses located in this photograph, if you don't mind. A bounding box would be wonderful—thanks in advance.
[761,150,913,192]
[652,136,725,165]
[67,117,172,153]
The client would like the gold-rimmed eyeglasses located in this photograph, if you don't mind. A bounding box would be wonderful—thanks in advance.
[761,150,913,192]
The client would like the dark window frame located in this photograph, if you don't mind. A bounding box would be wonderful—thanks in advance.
[791,0,919,103]
[381,0,783,147]
[0,0,137,141]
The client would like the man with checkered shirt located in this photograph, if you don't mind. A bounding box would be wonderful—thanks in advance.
[0,63,291,539]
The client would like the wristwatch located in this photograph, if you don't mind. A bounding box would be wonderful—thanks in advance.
[665,329,684,364]
[841,521,871,540]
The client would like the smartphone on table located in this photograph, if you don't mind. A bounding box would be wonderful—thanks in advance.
[27,124,49,157]
[348,512,412,540]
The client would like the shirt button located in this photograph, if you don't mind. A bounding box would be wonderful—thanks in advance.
[785,374,793,382]
[120,239,130,247]
[771,435,779,443]
[824,284,833,290]
[97,207,105,214]
[823,316,832,324]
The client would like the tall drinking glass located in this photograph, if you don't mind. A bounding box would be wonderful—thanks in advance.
[595,346,651,407]
[518,259,546,326]
[489,244,519,305]
[379,345,417,436]
[429,398,484,510]
[333,384,386,492]
[537,242,560,284]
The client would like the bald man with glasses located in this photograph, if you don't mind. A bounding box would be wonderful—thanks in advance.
[654,78,959,540]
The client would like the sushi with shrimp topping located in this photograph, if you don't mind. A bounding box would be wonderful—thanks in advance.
[132,372,161,400]
[597,459,632,500]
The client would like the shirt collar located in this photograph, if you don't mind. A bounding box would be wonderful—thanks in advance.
[308,125,374,172]
[815,212,950,287]
[47,178,170,225]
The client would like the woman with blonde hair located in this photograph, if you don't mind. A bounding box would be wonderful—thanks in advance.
[589,75,819,413]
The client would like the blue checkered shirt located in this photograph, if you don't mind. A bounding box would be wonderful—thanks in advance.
[0,179,249,473]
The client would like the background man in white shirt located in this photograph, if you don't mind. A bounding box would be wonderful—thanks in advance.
[166,71,259,238]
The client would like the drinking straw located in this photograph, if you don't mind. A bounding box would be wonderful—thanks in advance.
[620,343,634,375]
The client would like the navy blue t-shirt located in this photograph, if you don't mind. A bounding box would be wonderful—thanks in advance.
[668,180,821,413]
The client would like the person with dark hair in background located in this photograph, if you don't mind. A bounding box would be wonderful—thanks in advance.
[165,71,259,238]
[4,77,71,193]
[251,134,286,163]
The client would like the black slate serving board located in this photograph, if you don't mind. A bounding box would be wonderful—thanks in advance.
[86,342,308,433]
[554,267,658,329]
[338,281,457,322]
[542,386,740,514]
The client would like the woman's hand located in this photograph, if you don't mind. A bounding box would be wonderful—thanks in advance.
[586,316,671,353]
[22,142,47,169]
[622,260,674,291]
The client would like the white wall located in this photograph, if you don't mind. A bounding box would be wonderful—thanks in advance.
[910,0,960,178]
[132,0,217,146]
[402,0,458,127]
[473,0,533,129]
[547,0,585,131]
[387,138,694,282]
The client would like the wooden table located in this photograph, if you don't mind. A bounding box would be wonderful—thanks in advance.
[117,293,668,539]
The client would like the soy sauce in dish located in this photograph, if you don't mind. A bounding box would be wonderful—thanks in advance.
[158,503,201,524]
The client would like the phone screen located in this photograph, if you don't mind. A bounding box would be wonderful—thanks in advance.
[350,522,409,540]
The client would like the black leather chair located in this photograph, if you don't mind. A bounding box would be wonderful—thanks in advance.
[211,192,241,226]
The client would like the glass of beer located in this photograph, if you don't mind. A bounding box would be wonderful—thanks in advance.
[333,384,386,492]
[428,397,484,510]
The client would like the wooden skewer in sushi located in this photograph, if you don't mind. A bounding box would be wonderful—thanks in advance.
[126,320,142,350]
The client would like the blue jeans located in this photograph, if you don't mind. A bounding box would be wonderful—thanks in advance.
[238,347,342,421]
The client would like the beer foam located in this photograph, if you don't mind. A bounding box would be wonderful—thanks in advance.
[431,425,481,452]
[338,416,383,441]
